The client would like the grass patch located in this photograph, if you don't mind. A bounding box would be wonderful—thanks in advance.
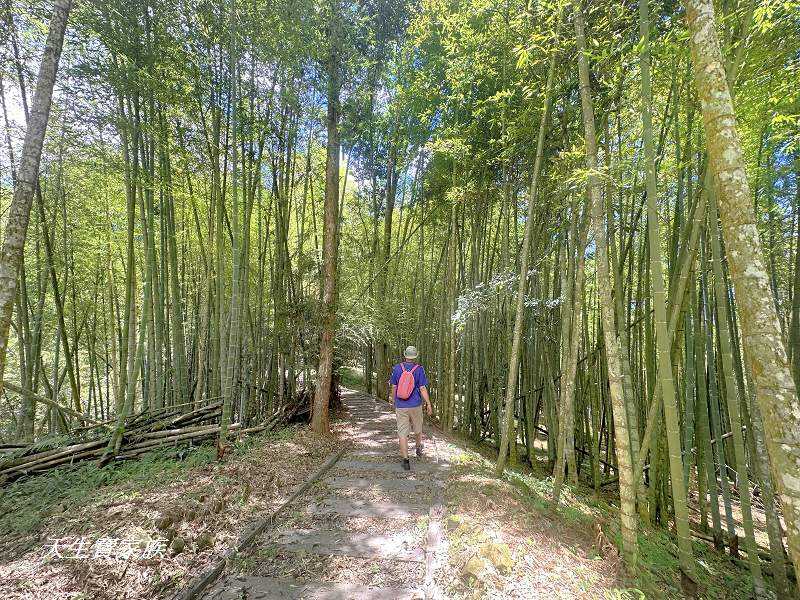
[506,468,611,527]
[603,590,647,599]
[451,451,481,466]
[630,524,761,598]
[562,505,591,524]
[339,366,366,391]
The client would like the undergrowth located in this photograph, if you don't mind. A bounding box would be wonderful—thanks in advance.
[339,366,366,391]
[446,434,770,599]
[515,468,770,598]
[631,528,763,599]
[0,427,296,541]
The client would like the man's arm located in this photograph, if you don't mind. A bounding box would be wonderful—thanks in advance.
[420,386,432,416]
[389,384,396,404]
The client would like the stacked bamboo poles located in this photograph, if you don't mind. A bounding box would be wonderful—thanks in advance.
[0,391,311,483]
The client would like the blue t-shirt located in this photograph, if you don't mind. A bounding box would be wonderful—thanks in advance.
[390,362,429,408]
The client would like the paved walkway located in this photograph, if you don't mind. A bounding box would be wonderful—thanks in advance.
[204,389,449,599]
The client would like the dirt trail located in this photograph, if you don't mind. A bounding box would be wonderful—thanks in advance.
[203,389,449,599]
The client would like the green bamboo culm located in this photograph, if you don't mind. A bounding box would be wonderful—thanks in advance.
[639,0,693,580]
[572,0,638,571]
[706,184,765,594]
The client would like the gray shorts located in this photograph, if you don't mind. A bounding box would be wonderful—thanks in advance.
[395,405,423,437]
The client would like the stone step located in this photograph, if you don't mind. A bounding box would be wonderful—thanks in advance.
[271,528,424,562]
[206,576,418,599]
[347,451,404,459]
[324,476,438,493]
[351,426,395,432]
[334,460,445,474]
[307,497,428,518]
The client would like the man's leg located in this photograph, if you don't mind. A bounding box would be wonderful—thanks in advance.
[396,409,410,459]
[399,435,409,459]
[411,405,424,456]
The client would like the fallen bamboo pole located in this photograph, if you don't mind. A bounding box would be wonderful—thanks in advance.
[1,395,301,484]
[0,439,106,474]
[1,442,107,477]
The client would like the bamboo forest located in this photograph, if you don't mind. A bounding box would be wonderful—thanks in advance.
[0,0,799,598]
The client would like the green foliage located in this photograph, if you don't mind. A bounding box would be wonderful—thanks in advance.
[629,527,763,599]
[339,366,366,391]
[603,589,647,600]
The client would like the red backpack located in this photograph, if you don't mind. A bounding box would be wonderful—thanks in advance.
[396,363,419,400]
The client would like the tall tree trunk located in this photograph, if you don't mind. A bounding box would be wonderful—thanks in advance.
[0,0,72,399]
[312,1,341,434]
[639,0,694,580]
[220,0,241,447]
[790,157,800,390]
[374,144,398,402]
[684,0,800,582]
[708,188,765,592]
[161,123,189,405]
[553,199,589,498]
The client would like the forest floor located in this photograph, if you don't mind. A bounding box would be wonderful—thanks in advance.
[0,423,340,599]
[0,383,766,599]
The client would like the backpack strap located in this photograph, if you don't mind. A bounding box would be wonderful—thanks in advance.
[410,364,419,374]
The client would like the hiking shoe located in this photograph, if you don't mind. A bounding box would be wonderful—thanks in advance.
[402,458,411,471]
[416,446,424,458]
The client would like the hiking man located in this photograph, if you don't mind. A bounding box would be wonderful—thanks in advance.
[389,346,432,471]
